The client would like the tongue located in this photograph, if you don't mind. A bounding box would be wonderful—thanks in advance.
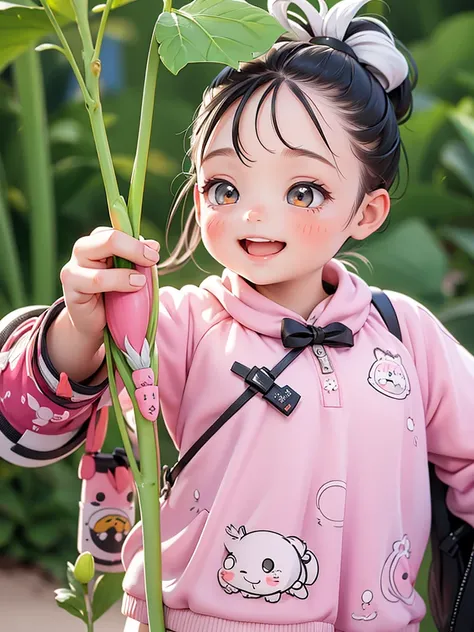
[246,240,285,256]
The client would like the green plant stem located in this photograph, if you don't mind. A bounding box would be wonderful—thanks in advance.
[94,0,114,60]
[108,333,165,632]
[73,0,131,237]
[104,331,141,482]
[13,49,56,304]
[0,155,27,308]
[84,590,94,632]
[37,0,92,105]
[128,36,161,238]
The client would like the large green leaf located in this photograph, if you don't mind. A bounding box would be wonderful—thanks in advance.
[450,111,474,156]
[54,588,88,622]
[441,140,474,196]
[47,0,75,20]
[400,102,451,183]
[411,12,474,101]
[389,185,473,223]
[438,298,474,353]
[357,218,448,305]
[0,0,137,70]
[441,226,474,259]
[0,1,67,72]
[155,0,285,75]
[92,572,125,621]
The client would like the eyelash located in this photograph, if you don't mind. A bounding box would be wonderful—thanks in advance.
[198,178,334,212]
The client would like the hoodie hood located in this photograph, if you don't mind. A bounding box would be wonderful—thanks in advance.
[200,259,373,340]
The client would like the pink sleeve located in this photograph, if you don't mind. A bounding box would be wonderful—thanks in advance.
[388,291,474,526]
[0,299,108,467]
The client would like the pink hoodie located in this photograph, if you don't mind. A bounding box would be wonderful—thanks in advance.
[2,260,474,632]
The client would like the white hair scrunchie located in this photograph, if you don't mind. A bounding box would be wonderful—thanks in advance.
[268,0,409,92]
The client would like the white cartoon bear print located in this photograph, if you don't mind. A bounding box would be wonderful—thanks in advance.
[380,535,415,605]
[218,525,319,603]
[367,349,411,400]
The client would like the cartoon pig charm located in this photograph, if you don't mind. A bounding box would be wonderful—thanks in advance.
[77,448,136,573]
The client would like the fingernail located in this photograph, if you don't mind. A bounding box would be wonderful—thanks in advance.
[130,274,146,286]
[144,240,160,251]
[144,245,159,261]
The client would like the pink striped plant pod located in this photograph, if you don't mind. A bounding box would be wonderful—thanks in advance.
[104,265,159,421]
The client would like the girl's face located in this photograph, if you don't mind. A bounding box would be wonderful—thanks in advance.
[195,82,388,288]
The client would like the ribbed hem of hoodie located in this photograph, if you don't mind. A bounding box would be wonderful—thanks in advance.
[165,608,334,632]
[122,598,420,632]
[122,593,149,624]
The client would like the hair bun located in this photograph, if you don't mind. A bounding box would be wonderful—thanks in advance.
[268,0,410,93]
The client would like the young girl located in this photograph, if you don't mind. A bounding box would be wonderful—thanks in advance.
[1,0,474,630]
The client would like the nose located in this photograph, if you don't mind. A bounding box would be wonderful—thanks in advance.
[244,208,263,223]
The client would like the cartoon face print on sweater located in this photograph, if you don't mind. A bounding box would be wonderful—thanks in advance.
[218,525,319,603]
[380,535,415,605]
[367,349,411,400]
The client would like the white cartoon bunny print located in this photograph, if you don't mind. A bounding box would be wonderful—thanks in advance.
[218,525,319,603]
[24,393,69,429]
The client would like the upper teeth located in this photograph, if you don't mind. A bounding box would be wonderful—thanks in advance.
[246,238,274,242]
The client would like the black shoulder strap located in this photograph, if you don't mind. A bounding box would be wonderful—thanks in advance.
[161,346,306,498]
[370,288,402,342]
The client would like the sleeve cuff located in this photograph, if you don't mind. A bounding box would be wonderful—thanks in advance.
[36,298,108,402]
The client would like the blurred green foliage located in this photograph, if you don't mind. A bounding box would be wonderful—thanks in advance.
[0,0,474,629]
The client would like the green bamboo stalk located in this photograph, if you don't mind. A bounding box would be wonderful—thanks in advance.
[13,49,56,304]
[0,156,27,308]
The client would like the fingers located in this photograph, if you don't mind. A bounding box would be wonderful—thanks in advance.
[73,229,160,269]
[61,264,148,303]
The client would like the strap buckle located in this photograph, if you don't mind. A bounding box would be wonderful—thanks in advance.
[160,464,173,500]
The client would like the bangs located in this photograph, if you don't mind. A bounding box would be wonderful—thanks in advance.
[194,73,336,168]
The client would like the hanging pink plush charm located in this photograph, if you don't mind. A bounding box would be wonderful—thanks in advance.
[104,264,159,421]
[123,336,159,422]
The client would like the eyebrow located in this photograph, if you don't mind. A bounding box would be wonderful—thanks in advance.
[201,146,336,170]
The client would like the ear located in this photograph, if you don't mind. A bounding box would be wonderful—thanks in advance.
[350,189,391,241]
[374,348,385,361]
[194,183,201,227]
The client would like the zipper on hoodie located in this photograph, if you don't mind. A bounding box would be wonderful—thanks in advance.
[312,344,341,408]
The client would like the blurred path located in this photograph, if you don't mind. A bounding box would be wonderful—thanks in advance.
[0,565,125,631]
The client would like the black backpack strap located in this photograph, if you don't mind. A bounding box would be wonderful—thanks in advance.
[161,346,306,498]
[370,288,402,342]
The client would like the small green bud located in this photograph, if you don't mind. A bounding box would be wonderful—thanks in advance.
[91,59,101,77]
[73,552,95,584]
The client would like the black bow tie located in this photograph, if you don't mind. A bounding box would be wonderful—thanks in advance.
[281,318,354,349]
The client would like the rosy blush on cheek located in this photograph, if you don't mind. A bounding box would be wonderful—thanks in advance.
[293,217,329,246]
[266,577,280,586]
[204,213,227,242]
[221,570,235,582]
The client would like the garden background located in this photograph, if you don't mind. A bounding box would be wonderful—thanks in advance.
[1,0,474,629]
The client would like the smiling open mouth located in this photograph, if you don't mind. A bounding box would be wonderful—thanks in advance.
[239,238,286,257]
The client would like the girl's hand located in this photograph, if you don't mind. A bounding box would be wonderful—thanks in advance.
[60,227,160,341]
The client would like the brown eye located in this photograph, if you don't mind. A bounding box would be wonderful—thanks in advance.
[287,184,325,208]
[208,182,239,206]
